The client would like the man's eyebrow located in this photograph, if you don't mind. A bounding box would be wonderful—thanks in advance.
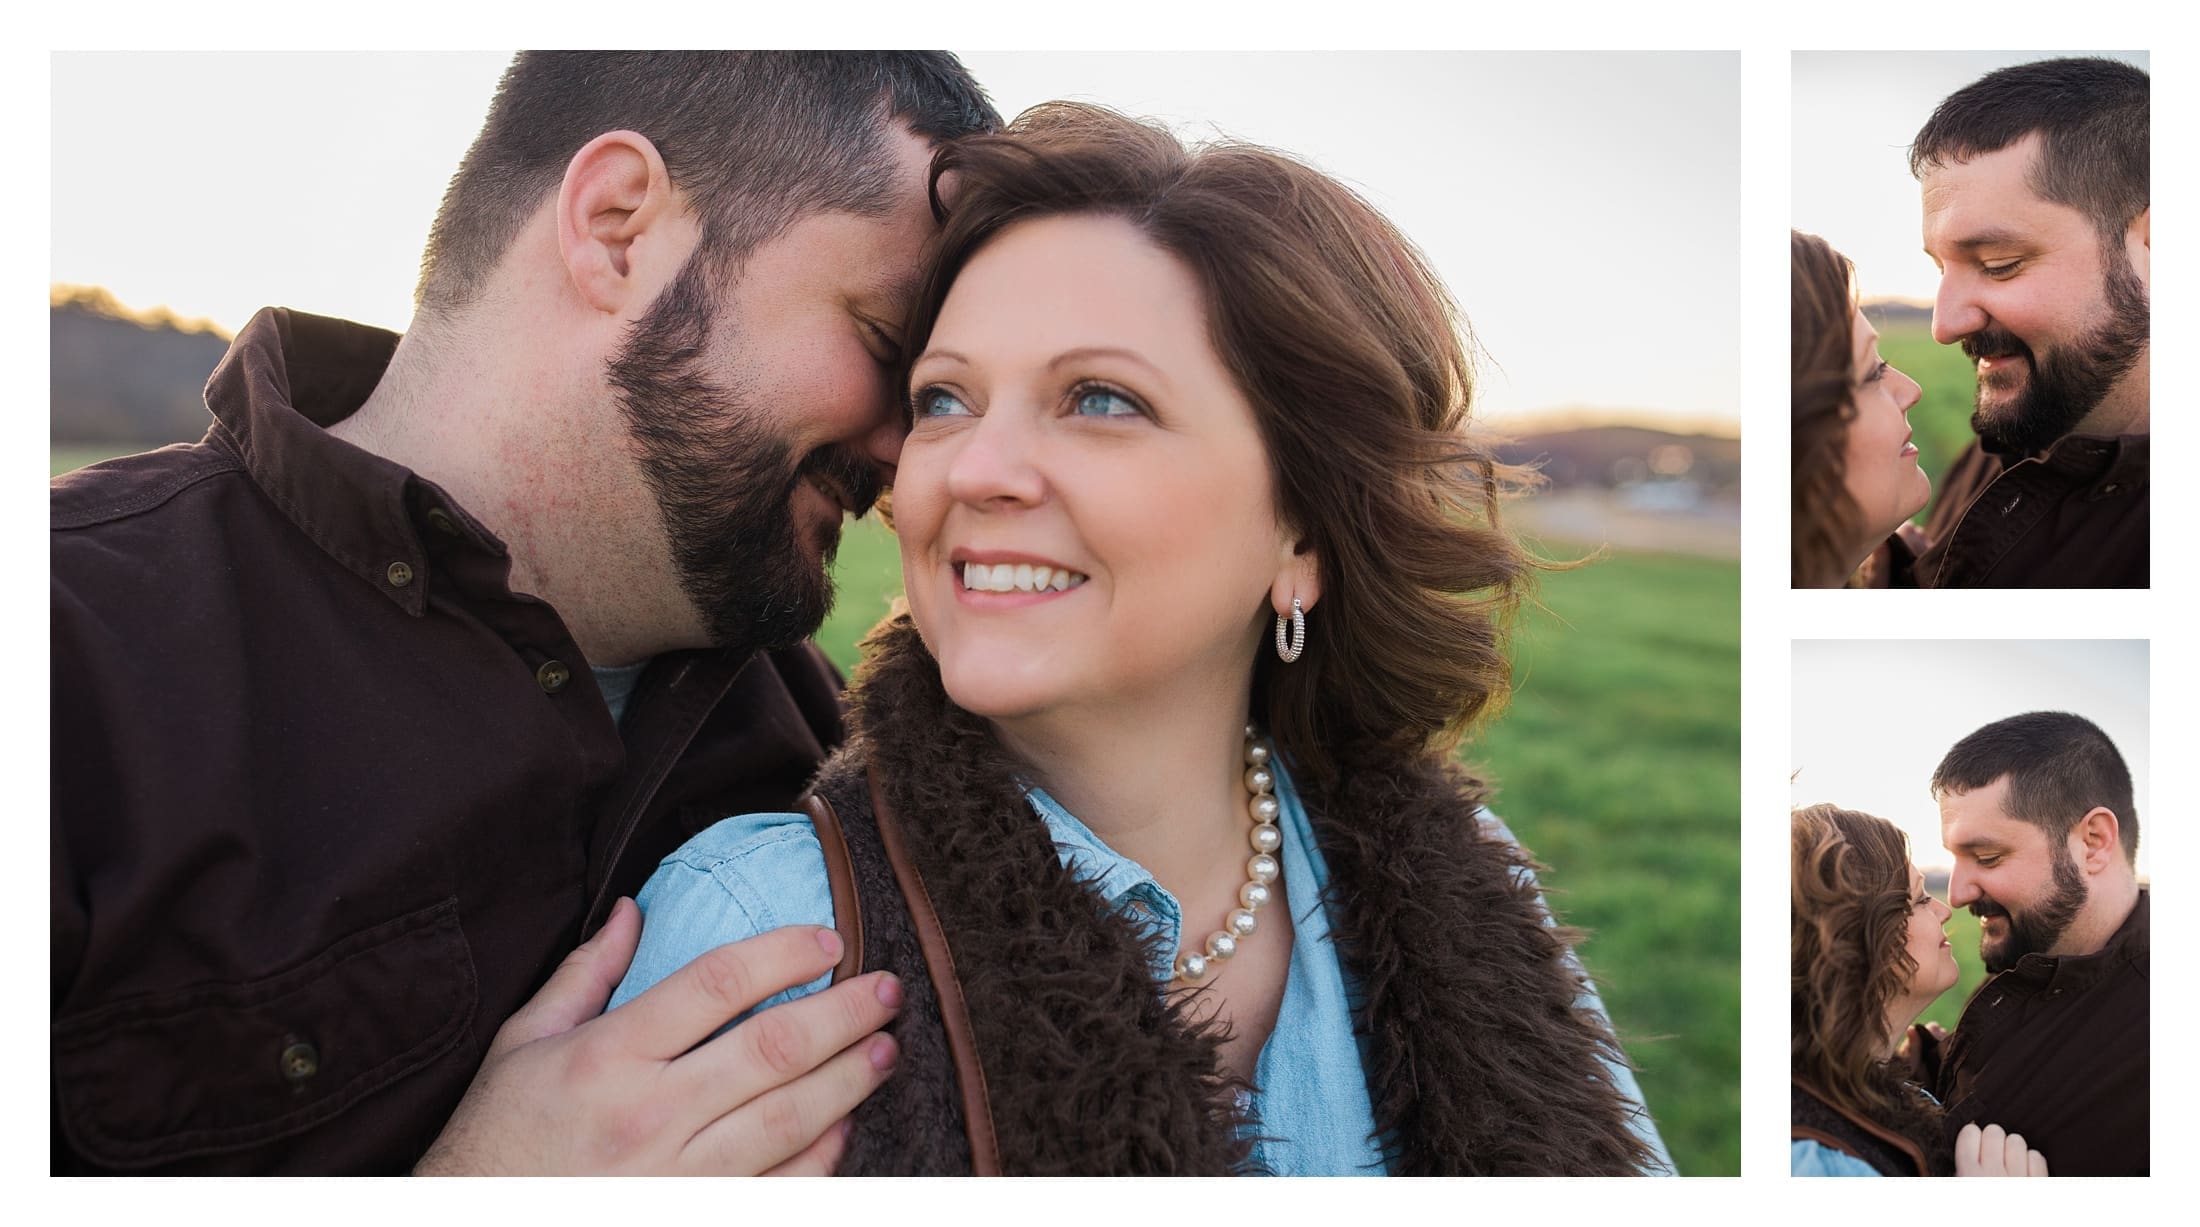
[1946,838,2007,852]
[876,268,927,327]
[1932,228,2032,252]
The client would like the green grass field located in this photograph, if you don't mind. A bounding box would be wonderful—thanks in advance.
[1480,546,1739,1176]
[1865,310,1978,522]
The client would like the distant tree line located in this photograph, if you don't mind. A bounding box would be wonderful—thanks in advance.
[50,287,231,446]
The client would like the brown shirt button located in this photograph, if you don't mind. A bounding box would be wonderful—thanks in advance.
[386,561,414,588]
[537,660,571,693]
[280,1039,319,1084]
[425,508,459,536]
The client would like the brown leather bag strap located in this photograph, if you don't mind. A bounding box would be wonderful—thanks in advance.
[867,765,1004,1177]
[801,793,865,985]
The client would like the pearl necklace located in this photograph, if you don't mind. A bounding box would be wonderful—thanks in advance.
[1170,725,1282,984]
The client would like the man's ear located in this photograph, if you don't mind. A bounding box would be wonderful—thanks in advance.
[2126,207,2150,283]
[2074,806,2122,873]
[555,130,694,315]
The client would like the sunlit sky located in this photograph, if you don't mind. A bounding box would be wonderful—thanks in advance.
[1791,640,2150,876]
[1792,50,2151,304]
[50,51,1739,430]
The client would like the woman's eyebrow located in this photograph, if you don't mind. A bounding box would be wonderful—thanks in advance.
[1046,346,1172,391]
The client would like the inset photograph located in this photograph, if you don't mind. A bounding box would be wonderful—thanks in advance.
[1791,52,2149,588]
[1790,639,2148,1176]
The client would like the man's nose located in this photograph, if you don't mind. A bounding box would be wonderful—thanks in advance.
[1932,274,1987,347]
[860,392,910,490]
[1945,862,1979,908]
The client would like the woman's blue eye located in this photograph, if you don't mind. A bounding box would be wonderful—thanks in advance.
[914,387,971,417]
[1073,387,1141,417]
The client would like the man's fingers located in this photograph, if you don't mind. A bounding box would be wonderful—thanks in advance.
[493,897,644,1052]
[2002,1129,2030,1177]
[1953,1122,1982,1176]
[761,1119,853,1177]
[1977,1123,2008,1175]
[599,925,845,1060]
[683,971,903,1102]
[2027,1148,2049,1177]
[682,1032,898,1174]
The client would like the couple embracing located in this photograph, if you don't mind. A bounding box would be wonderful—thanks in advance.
[1792,57,2148,589]
[1791,712,2148,1177]
[53,52,1668,1175]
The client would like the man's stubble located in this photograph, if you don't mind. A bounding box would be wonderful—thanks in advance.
[1972,840,2088,975]
[1964,247,2147,457]
[605,254,880,659]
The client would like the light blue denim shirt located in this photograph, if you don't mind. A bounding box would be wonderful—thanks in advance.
[608,738,1672,1173]
[1791,1139,1880,1177]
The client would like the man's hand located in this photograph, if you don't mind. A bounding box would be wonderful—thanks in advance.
[415,898,900,1175]
[1953,1122,2050,1177]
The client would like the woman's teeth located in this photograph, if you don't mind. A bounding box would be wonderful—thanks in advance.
[961,562,1088,593]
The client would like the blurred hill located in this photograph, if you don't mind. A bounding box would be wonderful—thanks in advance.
[1496,424,1740,498]
[50,286,229,447]
[1493,424,1741,559]
[1863,298,1933,328]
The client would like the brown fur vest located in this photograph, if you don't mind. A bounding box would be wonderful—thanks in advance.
[816,615,1656,1175]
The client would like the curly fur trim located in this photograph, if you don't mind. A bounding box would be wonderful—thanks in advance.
[843,614,1653,1175]
[846,615,1253,1175]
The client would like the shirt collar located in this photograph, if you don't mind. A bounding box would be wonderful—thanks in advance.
[1998,431,2149,500]
[2009,887,2149,991]
[203,308,500,615]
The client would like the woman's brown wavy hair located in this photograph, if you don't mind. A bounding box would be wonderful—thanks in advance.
[894,102,1541,786]
[1791,231,1865,588]
[1791,803,1947,1171]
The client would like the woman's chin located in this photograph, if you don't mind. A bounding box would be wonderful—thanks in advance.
[1902,466,1932,520]
[936,662,1058,723]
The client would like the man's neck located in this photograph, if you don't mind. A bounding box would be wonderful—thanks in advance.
[2057,874,2142,959]
[328,318,702,667]
[2073,352,2151,439]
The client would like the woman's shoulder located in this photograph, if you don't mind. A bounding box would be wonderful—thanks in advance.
[1791,1138,1883,1178]
[605,811,836,1011]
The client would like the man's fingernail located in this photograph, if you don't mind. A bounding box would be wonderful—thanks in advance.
[868,1033,898,1072]
[875,973,902,1009]
[817,928,843,959]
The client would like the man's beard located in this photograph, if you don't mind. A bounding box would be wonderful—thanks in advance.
[1964,247,2148,456]
[1970,841,2088,975]
[604,256,881,658]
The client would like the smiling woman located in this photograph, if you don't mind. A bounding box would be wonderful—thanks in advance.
[610,100,1672,1175]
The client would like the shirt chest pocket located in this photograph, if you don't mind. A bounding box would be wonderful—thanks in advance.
[52,899,477,1171]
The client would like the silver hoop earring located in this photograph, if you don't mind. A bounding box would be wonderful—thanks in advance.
[1274,596,1306,663]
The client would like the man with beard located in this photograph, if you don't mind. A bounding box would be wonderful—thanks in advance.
[1907,58,2149,587]
[51,53,1001,1173]
[1907,712,2147,1175]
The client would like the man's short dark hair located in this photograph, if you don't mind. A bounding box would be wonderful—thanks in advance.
[1931,710,2138,865]
[416,51,1000,314]
[1908,56,2149,247]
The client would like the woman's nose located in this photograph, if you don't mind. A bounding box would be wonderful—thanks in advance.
[944,409,1047,509]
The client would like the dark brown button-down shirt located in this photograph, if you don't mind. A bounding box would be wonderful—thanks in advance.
[51,309,846,1173]
[1916,433,2148,587]
[1934,889,2149,1175]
